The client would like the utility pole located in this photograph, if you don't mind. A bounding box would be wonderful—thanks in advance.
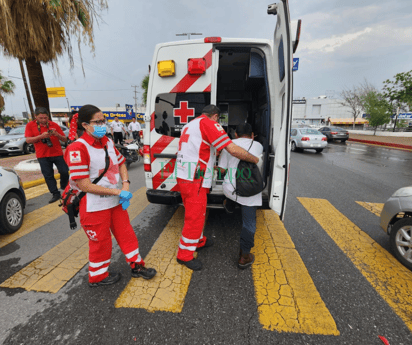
[176,33,202,40]
[131,85,140,117]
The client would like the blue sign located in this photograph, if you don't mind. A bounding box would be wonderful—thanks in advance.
[70,106,82,112]
[391,113,412,119]
[293,58,299,71]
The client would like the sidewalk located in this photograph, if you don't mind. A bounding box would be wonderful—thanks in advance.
[349,133,412,150]
[0,153,59,187]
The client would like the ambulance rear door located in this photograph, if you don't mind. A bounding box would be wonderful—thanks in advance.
[147,42,214,192]
[268,1,293,220]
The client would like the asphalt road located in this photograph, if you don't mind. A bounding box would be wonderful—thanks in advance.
[1,141,412,345]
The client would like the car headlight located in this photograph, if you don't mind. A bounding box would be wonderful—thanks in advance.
[8,138,22,143]
[392,186,412,197]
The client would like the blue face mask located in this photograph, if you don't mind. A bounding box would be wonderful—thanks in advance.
[91,125,107,138]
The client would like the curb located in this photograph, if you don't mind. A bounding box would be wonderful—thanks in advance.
[348,138,412,150]
[23,174,61,190]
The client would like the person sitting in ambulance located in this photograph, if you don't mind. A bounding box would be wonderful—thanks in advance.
[64,104,156,287]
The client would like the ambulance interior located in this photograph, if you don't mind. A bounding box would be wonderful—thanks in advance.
[153,47,272,200]
[214,47,271,195]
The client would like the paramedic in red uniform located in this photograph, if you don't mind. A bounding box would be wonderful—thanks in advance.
[65,105,156,287]
[176,105,259,271]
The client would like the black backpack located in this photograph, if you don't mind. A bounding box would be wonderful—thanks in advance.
[232,140,264,197]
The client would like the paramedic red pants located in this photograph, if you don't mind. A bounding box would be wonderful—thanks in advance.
[177,178,208,262]
[79,203,145,283]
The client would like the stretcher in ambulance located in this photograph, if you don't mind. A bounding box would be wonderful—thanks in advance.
[142,1,301,220]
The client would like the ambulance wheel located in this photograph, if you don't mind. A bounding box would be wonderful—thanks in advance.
[316,149,323,153]
[0,192,24,235]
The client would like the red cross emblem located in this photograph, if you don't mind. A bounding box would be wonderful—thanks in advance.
[178,127,190,151]
[173,101,195,124]
[99,157,119,184]
[72,152,79,158]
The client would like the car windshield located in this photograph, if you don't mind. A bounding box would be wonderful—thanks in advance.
[300,129,321,135]
[8,127,26,135]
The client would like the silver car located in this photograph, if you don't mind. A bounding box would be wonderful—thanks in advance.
[380,186,412,270]
[0,124,69,156]
[290,128,328,153]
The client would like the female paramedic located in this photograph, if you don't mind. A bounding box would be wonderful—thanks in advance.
[64,104,156,287]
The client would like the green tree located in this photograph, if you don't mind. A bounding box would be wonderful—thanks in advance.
[0,71,16,128]
[0,0,107,113]
[141,74,150,106]
[362,91,391,135]
[383,70,412,112]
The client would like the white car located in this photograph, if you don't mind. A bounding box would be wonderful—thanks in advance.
[0,167,26,234]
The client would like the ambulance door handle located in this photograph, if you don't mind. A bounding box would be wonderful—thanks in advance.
[154,153,177,159]
[269,154,275,159]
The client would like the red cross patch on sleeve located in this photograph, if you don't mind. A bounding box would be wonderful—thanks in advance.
[69,151,81,163]
[214,123,224,132]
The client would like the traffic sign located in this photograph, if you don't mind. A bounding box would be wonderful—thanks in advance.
[293,58,299,71]
[47,87,66,98]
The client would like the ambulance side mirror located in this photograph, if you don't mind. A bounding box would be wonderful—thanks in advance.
[155,97,160,104]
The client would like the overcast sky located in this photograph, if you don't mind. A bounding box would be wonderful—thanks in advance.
[1,0,411,117]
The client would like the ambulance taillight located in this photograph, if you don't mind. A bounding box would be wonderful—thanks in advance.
[188,58,206,75]
[143,145,151,172]
[204,37,221,43]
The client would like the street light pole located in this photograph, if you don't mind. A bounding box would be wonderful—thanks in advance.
[176,33,202,40]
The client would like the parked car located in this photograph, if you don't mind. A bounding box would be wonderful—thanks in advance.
[318,126,349,143]
[380,186,412,270]
[0,167,26,234]
[290,128,328,153]
[0,124,69,156]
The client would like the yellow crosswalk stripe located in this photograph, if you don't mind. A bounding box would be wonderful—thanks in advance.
[298,197,412,332]
[24,181,60,200]
[115,206,199,313]
[0,187,149,293]
[0,202,63,248]
[251,210,339,335]
[356,201,384,216]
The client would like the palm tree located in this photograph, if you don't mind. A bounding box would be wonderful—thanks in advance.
[0,71,16,128]
[141,74,150,106]
[0,0,107,113]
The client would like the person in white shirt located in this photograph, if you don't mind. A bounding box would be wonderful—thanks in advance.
[110,116,127,144]
[217,123,263,269]
[128,118,141,143]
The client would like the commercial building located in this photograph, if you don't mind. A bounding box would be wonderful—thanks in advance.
[292,96,368,129]
[49,106,146,127]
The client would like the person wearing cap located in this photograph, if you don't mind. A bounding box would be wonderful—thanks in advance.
[175,104,259,271]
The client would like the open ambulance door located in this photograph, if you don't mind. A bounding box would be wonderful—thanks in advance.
[268,1,294,220]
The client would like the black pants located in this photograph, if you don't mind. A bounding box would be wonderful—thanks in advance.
[38,155,69,195]
[113,132,123,144]
[132,131,140,142]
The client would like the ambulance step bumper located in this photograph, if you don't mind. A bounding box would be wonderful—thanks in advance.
[146,189,182,205]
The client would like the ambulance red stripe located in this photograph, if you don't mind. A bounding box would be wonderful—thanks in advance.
[152,159,176,190]
[204,84,211,92]
[170,49,213,93]
[150,111,155,131]
[150,135,175,162]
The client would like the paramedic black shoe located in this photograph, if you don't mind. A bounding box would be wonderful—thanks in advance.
[196,237,214,251]
[89,272,121,287]
[177,258,202,271]
[49,192,61,204]
[131,264,157,280]
[223,199,235,214]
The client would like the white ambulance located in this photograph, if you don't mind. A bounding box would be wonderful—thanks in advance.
[142,1,301,220]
